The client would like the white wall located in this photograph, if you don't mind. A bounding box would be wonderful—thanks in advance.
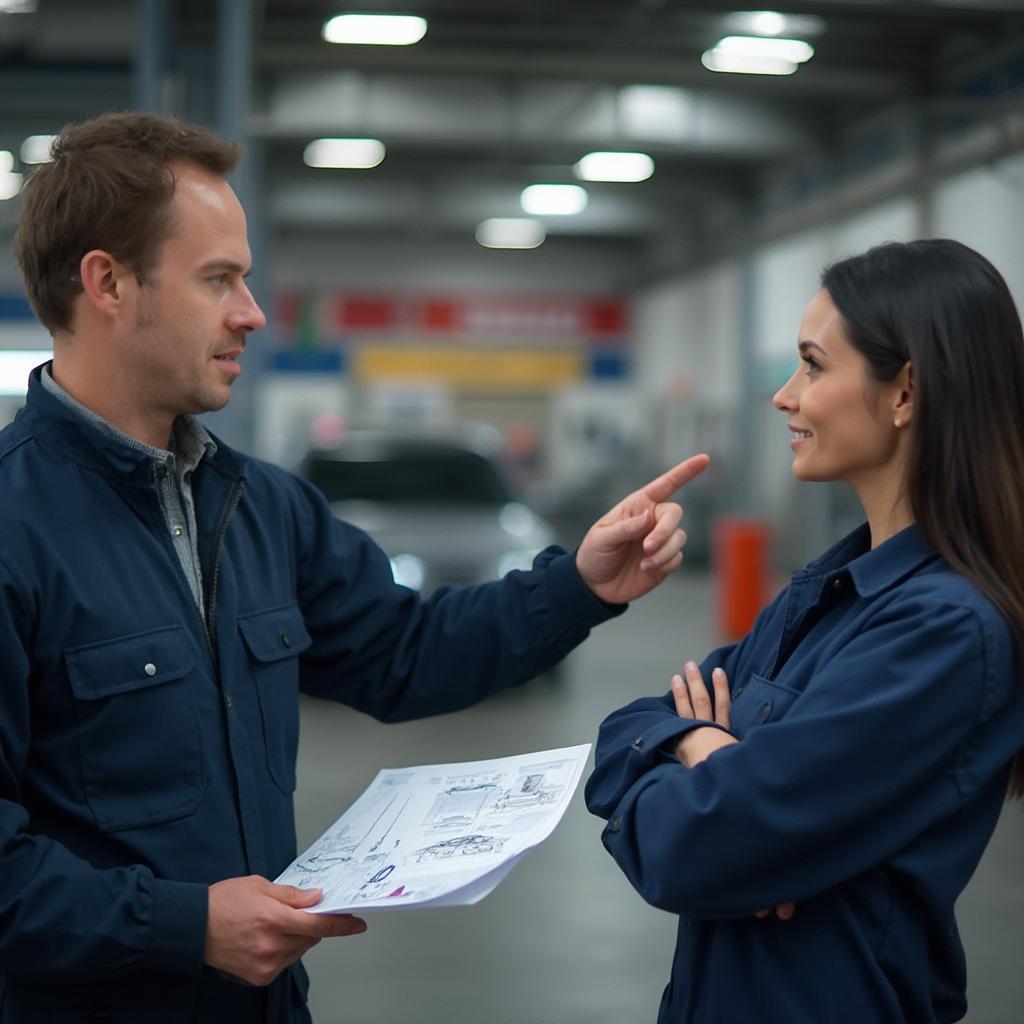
[932,152,1024,307]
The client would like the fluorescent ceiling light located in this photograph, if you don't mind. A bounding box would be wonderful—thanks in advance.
[21,135,56,164]
[701,49,796,75]
[476,218,546,249]
[0,351,52,396]
[575,151,654,183]
[0,171,24,201]
[304,138,386,169]
[520,184,588,216]
[0,151,12,173]
[728,10,824,38]
[716,35,814,63]
[323,13,427,45]
[746,10,787,36]
[0,0,36,12]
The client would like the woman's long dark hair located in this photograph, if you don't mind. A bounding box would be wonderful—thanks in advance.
[822,239,1024,798]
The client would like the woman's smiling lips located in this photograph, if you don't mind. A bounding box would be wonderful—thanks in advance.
[788,424,813,450]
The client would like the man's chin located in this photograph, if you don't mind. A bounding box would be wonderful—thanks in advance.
[184,387,233,417]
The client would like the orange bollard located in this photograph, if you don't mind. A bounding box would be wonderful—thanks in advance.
[712,517,774,640]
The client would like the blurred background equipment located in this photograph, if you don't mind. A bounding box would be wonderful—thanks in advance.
[302,424,556,595]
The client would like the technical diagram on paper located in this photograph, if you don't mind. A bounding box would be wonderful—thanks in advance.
[276,743,591,913]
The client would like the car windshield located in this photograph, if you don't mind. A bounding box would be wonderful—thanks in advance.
[307,449,513,506]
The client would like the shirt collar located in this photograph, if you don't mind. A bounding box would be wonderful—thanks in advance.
[799,521,938,597]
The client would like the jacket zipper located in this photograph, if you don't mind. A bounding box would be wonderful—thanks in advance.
[204,479,245,655]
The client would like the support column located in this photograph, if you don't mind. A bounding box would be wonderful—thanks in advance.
[205,0,268,454]
[134,0,170,114]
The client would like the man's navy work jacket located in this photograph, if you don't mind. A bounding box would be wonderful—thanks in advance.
[0,367,622,1022]
[586,524,1024,1024]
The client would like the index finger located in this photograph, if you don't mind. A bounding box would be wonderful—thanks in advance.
[641,454,710,503]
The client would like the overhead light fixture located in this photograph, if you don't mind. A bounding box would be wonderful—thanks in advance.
[717,36,814,63]
[701,50,796,75]
[0,351,52,396]
[575,151,654,183]
[702,34,814,76]
[476,218,546,250]
[520,184,588,216]
[0,171,23,201]
[21,135,56,164]
[745,10,787,36]
[726,10,825,39]
[322,13,427,46]
[304,138,386,169]
[0,0,36,12]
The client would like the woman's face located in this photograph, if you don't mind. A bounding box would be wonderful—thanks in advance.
[772,289,905,491]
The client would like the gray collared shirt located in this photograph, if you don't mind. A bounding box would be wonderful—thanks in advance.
[41,365,217,614]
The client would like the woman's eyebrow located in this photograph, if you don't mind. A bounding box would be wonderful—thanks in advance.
[798,340,829,358]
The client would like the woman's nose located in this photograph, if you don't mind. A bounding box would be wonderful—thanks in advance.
[772,368,800,412]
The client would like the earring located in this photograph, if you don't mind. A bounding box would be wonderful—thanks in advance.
[894,418,903,428]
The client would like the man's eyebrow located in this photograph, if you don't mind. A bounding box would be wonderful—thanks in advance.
[197,258,251,276]
[798,340,829,358]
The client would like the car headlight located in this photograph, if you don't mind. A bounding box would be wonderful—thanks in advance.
[494,548,540,578]
[389,553,426,590]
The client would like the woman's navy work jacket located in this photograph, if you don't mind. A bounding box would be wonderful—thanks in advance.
[586,524,1024,1024]
[0,368,623,1022]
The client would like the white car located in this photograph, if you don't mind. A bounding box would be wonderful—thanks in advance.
[302,426,557,596]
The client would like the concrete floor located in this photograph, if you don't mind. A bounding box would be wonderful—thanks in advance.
[293,572,1024,1024]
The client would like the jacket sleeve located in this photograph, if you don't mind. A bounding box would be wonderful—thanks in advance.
[292,477,625,721]
[585,586,790,816]
[0,557,208,981]
[586,595,1016,919]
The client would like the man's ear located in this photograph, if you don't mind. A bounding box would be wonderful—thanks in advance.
[78,249,133,320]
[892,360,914,427]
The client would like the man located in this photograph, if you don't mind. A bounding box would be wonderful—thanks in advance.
[0,111,708,1022]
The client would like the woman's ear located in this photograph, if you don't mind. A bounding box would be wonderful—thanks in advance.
[892,361,914,429]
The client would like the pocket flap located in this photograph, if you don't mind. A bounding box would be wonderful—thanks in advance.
[238,603,312,663]
[65,625,195,700]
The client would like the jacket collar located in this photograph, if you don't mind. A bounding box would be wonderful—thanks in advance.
[16,363,245,484]
[798,520,938,597]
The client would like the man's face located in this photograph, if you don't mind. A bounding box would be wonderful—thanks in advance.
[122,164,266,422]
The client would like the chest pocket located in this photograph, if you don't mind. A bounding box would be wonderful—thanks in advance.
[728,673,802,740]
[238,603,312,795]
[65,625,202,832]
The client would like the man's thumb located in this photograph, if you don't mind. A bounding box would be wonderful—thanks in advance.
[269,883,323,908]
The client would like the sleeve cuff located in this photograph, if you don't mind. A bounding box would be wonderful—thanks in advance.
[631,716,734,766]
[140,878,209,976]
[542,548,627,633]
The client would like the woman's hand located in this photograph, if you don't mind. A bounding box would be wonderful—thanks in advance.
[671,660,737,767]
[671,660,795,922]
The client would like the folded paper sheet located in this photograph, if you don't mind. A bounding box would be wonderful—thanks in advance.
[277,743,591,913]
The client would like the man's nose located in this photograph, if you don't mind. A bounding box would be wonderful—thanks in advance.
[232,285,267,333]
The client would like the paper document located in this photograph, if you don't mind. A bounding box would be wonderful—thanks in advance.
[276,743,591,913]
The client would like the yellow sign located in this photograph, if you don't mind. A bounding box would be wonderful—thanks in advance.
[355,345,585,391]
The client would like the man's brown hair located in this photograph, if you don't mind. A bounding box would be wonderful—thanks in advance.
[14,111,241,334]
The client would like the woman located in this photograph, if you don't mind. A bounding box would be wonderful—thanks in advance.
[585,239,1024,1024]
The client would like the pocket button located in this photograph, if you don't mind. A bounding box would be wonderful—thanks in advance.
[144,662,157,676]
